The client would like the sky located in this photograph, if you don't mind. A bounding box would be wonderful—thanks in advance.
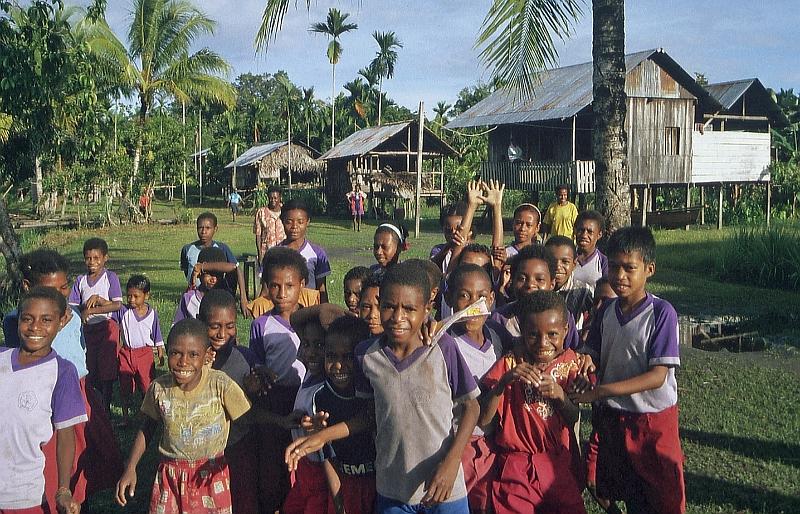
[95,0,799,112]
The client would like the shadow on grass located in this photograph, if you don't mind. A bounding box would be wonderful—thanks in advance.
[681,429,800,470]
[685,471,800,513]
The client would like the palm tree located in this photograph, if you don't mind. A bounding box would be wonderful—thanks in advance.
[217,110,243,189]
[370,31,402,126]
[252,103,270,143]
[358,65,380,124]
[343,78,369,130]
[275,74,300,188]
[88,0,236,180]
[433,101,451,124]
[300,87,320,146]
[308,8,357,148]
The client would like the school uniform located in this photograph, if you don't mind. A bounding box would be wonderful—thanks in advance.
[113,305,163,396]
[584,294,685,514]
[69,269,122,383]
[430,243,452,274]
[172,289,204,325]
[490,302,581,350]
[556,274,594,330]
[248,289,320,318]
[179,239,237,285]
[481,349,587,514]
[573,249,608,291]
[280,239,331,290]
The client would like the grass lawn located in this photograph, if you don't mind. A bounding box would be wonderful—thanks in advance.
[2,203,799,513]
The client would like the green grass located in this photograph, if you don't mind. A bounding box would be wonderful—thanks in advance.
[2,203,799,513]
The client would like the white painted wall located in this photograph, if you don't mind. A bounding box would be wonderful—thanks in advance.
[691,131,771,183]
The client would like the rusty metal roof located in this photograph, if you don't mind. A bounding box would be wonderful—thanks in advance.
[706,78,788,125]
[225,141,285,168]
[446,49,720,128]
[319,121,458,160]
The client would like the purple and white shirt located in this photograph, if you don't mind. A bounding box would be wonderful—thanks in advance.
[290,374,326,462]
[113,305,164,349]
[0,348,87,509]
[585,294,680,413]
[172,289,204,326]
[68,269,123,324]
[490,302,580,350]
[281,239,331,290]
[430,243,452,273]
[249,313,306,387]
[573,249,608,291]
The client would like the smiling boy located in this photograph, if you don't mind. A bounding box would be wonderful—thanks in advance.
[180,212,237,286]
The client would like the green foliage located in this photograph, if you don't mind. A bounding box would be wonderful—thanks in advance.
[284,188,326,215]
[715,223,800,290]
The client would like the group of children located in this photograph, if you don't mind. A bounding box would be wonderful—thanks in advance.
[1,180,685,514]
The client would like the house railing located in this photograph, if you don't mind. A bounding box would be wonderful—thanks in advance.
[480,160,595,193]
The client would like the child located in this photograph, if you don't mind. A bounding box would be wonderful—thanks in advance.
[3,249,122,511]
[430,202,467,273]
[546,235,593,330]
[311,315,376,514]
[228,188,243,222]
[571,227,685,514]
[198,290,260,514]
[480,291,587,514]
[113,275,165,422]
[541,184,578,239]
[444,264,508,513]
[188,248,253,317]
[280,198,332,302]
[358,272,384,337]
[180,211,237,286]
[1,287,86,514]
[254,185,286,263]
[249,248,321,318]
[173,246,227,325]
[371,223,409,273]
[343,266,371,315]
[116,318,251,514]
[287,262,481,513]
[505,203,541,258]
[69,237,123,411]
[347,183,367,232]
[572,210,608,290]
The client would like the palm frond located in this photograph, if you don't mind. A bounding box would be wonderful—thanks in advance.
[476,0,584,98]
[256,0,311,51]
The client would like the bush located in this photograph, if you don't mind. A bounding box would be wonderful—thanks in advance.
[715,222,800,290]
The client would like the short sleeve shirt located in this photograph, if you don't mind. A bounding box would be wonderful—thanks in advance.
[253,207,286,256]
[248,289,320,318]
[281,240,331,290]
[490,302,580,350]
[229,192,242,205]
[113,305,164,349]
[543,202,579,238]
[179,240,237,283]
[68,269,123,324]
[249,313,306,387]
[573,249,608,291]
[173,290,204,326]
[141,367,251,460]
[212,344,257,447]
[0,348,87,509]
[430,243,451,273]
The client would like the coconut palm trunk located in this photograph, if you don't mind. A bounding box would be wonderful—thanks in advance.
[592,0,630,232]
[331,62,336,145]
[378,76,383,126]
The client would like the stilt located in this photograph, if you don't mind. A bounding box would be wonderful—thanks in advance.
[766,180,772,227]
[717,183,724,230]
[700,186,705,225]
[685,183,691,230]
[642,185,649,227]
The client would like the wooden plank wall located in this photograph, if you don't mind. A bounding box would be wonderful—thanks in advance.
[481,161,595,192]
[627,97,694,185]
[691,131,771,183]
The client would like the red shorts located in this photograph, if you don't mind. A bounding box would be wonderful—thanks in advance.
[596,404,685,514]
[491,449,587,514]
[585,406,602,485]
[118,346,155,396]
[84,319,119,382]
[150,455,232,514]
[462,435,497,512]
[283,458,330,514]
[329,472,376,514]
[224,433,259,514]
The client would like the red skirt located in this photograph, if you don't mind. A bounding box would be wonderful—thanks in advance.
[84,319,119,382]
[149,455,232,514]
[224,432,260,514]
[282,458,330,514]
[118,346,155,395]
[595,404,686,514]
[462,435,497,513]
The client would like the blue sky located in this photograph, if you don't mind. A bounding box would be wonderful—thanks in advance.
[97,0,799,111]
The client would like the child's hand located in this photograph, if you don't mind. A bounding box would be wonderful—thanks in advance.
[466,180,485,207]
[491,246,507,266]
[85,294,107,309]
[451,230,467,248]
[501,361,543,389]
[115,468,137,507]
[421,317,440,346]
[55,487,81,514]
[301,411,330,433]
[537,374,565,403]
[240,300,253,319]
[482,179,505,208]
[571,354,596,394]
[281,410,305,430]
[421,456,460,506]
[244,366,278,396]
[286,433,328,472]
[569,387,599,405]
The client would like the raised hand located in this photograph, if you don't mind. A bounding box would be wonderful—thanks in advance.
[466,180,485,207]
[482,179,505,208]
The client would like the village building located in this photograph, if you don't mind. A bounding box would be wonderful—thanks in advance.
[224,140,323,191]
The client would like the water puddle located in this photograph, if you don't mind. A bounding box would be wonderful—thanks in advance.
[679,315,767,353]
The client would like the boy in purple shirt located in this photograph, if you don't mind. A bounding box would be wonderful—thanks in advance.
[69,237,123,411]
[279,199,332,302]
[571,227,685,514]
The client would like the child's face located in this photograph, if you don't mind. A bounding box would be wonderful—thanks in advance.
[344,278,363,314]
[126,287,149,309]
[380,283,429,346]
[519,308,567,364]
[18,298,66,357]
[359,286,383,336]
[206,306,237,351]
[550,245,576,289]
[168,334,211,391]
[324,334,355,393]
[84,249,108,276]
[28,271,70,298]
[448,272,494,334]
[282,209,309,242]
[511,258,554,298]
[608,251,654,302]
[298,320,325,376]
[266,266,304,315]
[373,232,399,268]
[441,215,462,244]
[460,251,490,270]
[199,271,220,290]
[574,219,602,254]
[513,211,539,245]
[592,282,617,312]
[196,218,217,245]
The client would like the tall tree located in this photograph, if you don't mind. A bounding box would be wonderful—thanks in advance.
[275,74,300,188]
[87,0,236,181]
[370,31,402,126]
[308,8,357,148]
[300,87,320,146]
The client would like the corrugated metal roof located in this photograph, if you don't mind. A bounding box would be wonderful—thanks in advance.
[446,49,719,128]
[706,78,788,126]
[224,141,286,168]
[705,79,758,110]
[319,123,410,160]
[189,148,211,158]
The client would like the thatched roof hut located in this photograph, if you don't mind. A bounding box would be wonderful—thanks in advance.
[225,141,324,189]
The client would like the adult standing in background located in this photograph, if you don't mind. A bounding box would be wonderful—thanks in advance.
[227,188,243,222]
[253,186,286,265]
[346,182,367,231]
[542,184,579,239]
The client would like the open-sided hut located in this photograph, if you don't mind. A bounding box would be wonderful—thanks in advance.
[319,120,457,217]
[224,141,323,191]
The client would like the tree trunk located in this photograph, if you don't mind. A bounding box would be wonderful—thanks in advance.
[0,198,23,296]
[31,154,43,207]
[592,0,630,233]
[378,77,383,126]
[331,62,336,147]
